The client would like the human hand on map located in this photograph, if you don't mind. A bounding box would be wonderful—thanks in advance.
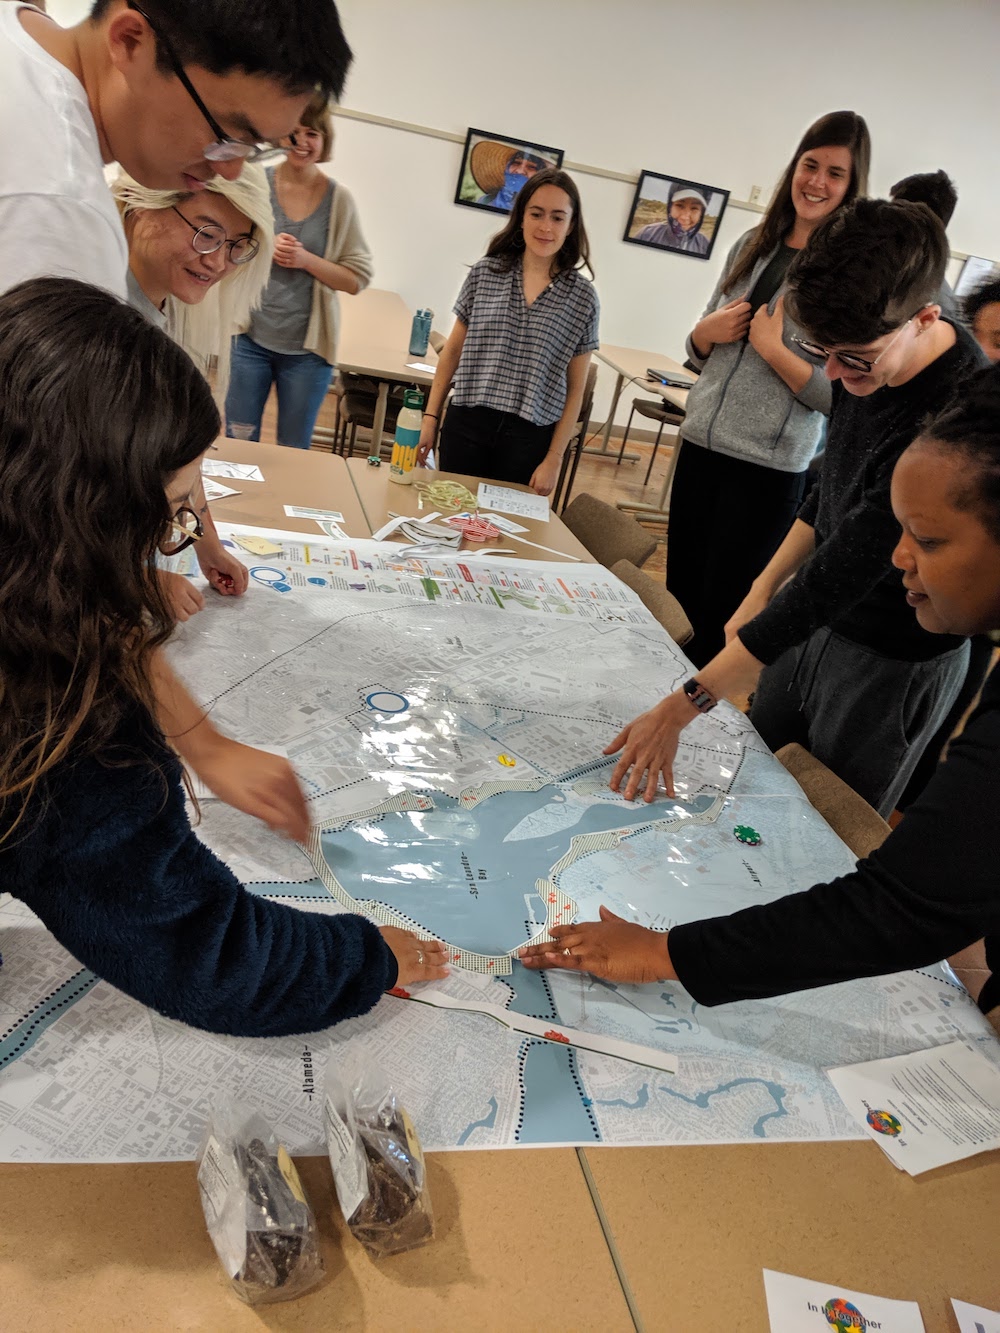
[379,927,450,985]
[159,569,205,622]
[518,908,676,984]
[197,538,249,598]
[194,738,310,842]
[528,453,560,499]
[605,692,695,802]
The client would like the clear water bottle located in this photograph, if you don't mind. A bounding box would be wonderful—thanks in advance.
[408,308,432,358]
[389,389,424,485]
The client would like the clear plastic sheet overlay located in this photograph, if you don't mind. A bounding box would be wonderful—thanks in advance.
[1,533,997,1162]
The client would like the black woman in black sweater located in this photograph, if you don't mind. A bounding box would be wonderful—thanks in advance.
[521,367,1000,1031]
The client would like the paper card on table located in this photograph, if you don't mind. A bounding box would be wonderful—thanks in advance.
[186,746,289,803]
[233,535,284,556]
[952,1298,1000,1333]
[479,511,530,534]
[826,1040,1000,1175]
[476,483,550,523]
[283,505,345,523]
[203,460,264,482]
[405,360,436,373]
[762,1269,925,1333]
[202,478,241,503]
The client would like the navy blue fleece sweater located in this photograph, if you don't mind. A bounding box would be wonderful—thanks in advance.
[2,711,397,1036]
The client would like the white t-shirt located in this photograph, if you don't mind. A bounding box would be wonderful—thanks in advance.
[0,4,127,298]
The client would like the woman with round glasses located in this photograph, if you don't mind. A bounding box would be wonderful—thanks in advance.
[115,166,275,621]
[0,276,449,1037]
[225,94,374,451]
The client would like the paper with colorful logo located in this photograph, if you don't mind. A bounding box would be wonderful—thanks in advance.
[952,1297,1000,1333]
[763,1269,924,1332]
[826,1040,1000,1175]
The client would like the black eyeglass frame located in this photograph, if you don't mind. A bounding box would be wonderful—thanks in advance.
[792,305,930,375]
[170,206,260,264]
[126,1,296,164]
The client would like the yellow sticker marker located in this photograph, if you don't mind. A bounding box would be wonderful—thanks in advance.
[497,753,516,767]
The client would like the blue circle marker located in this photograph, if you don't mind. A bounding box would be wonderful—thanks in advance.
[250,566,287,587]
[307,576,327,586]
[273,582,291,593]
[365,690,410,714]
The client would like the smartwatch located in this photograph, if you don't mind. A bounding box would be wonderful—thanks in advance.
[682,678,718,714]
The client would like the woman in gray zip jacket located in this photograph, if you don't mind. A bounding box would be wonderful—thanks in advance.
[666,110,870,666]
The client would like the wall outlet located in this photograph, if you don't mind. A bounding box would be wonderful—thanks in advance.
[749,184,762,205]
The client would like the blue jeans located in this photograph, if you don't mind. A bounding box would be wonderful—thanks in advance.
[225,333,333,450]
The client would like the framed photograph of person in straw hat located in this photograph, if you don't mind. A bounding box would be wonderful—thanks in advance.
[455,127,564,215]
[624,170,730,260]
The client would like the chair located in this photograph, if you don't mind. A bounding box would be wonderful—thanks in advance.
[429,329,446,353]
[775,743,891,860]
[610,560,693,645]
[616,398,685,486]
[553,360,598,512]
[561,493,659,569]
[338,382,407,457]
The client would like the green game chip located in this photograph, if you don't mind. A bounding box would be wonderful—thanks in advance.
[733,824,762,846]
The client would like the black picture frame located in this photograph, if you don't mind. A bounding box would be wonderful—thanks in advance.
[455,127,565,216]
[623,170,730,261]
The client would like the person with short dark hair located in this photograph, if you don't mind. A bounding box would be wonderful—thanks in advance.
[889,169,959,316]
[607,198,984,818]
[0,277,449,1036]
[417,168,599,499]
[666,111,870,666]
[225,94,374,450]
[966,278,1000,364]
[0,0,352,296]
[520,365,1000,1034]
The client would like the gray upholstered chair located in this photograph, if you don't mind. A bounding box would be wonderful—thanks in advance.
[775,743,890,860]
[611,560,692,645]
[561,493,658,569]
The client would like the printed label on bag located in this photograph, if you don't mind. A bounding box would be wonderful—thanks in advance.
[324,1095,367,1219]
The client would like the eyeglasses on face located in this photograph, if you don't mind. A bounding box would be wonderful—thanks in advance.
[171,206,260,264]
[159,504,204,556]
[792,307,929,374]
[127,1,295,165]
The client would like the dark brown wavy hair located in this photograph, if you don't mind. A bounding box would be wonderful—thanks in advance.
[485,167,594,279]
[723,110,870,293]
[0,278,219,841]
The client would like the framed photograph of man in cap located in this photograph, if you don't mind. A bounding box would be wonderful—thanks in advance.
[455,128,564,214]
[624,170,729,260]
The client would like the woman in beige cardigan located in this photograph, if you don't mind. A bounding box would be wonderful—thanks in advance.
[225,95,374,449]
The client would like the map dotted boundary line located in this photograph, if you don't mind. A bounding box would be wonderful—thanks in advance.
[0,971,97,1070]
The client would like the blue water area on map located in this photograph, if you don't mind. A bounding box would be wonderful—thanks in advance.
[318,787,715,957]
[517,1040,600,1143]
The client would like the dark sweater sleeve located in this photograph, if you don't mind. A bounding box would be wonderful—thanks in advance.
[12,741,397,1038]
[738,450,897,666]
[668,674,1000,1006]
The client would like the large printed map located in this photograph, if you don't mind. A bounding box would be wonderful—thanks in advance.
[1,531,995,1162]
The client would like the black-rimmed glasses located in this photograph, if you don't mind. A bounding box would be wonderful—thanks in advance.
[171,206,260,264]
[159,505,203,556]
[127,1,294,165]
[792,307,928,374]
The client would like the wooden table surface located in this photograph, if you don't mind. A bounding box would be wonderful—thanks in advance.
[0,1151,632,1333]
[581,1140,1000,1332]
[346,460,594,563]
[337,287,438,387]
[207,438,370,538]
[594,342,694,415]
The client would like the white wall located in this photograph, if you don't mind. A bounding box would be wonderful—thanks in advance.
[329,0,997,424]
[48,0,1000,426]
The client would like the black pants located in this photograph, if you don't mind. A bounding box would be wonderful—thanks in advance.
[439,404,555,485]
[666,441,808,668]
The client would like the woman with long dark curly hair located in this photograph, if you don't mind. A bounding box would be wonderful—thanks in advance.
[417,167,600,498]
[0,278,447,1036]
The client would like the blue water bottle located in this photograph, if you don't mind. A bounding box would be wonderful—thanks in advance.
[408,308,432,357]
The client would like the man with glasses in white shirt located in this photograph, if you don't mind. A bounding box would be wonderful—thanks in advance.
[607,198,985,817]
[0,0,352,842]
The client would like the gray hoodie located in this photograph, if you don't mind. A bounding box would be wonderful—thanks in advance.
[681,228,831,473]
